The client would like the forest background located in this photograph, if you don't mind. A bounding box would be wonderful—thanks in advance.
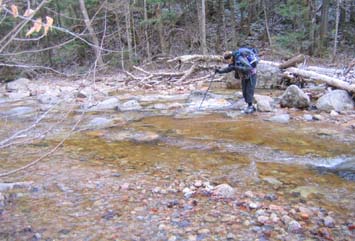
[0,0,354,80]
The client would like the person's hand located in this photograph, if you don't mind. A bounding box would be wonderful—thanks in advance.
[215,68,220,74]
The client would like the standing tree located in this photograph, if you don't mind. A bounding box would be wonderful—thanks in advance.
[318,0,330,56]
[78,0,104,67]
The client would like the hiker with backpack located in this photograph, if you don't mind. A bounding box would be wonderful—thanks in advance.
[215,48,258,114]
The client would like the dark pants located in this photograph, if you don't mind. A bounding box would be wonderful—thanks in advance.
[241,74,257,105]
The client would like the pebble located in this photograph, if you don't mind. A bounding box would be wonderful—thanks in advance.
[255,209,266,216]
[249,202,259,209]
[33,233,41,240]
[323,216,335,228]
[257,216,270,225]
[244,191,254,198]
[270,213,279,223]
[197,228,210,234]
[281,215,292,224]
[318,227,332,239]
[288,220,302,233]
[193,180,203,188]
[212,184,235,199]
[168,235,177,241]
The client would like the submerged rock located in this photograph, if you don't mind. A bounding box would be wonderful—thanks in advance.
[85,117,115,129]
[267,114,290,124]
[330,158,355,181]
[104,129,160,143]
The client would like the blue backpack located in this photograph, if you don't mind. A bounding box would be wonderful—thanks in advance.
[234,47,259,68]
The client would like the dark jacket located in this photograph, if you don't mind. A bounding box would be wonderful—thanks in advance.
[218,49,256,79]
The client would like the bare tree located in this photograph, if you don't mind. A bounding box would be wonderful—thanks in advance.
[124,0,133,66]
[200,0,207,54]
[229,0,238,49]
[143,0,151,60]
[262,0,272,48]
[332,0,341,61]
[78,0,104,67]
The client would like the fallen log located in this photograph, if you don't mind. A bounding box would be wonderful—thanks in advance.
[287,67,355,93]
[279,54,305,69]
[167,54,223,64]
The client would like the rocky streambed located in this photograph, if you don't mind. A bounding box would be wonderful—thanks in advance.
[0,77,355,240]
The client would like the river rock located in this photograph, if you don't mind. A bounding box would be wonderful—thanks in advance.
[212,184,235,199]
[288,220,302,233]
[104,130,160,143]
[291,186,321,198]
[303,114,313,121]
[262,176,283,187]
[280,85,310,109]
[5,91,31,99]
[316,90,354,112]
[255,94,274,112]
[0,192,4,208]
[118,100,142,111]
[0,182,33,191]
[267,114,290,124]
[1,106,35,118]
[37,93,60,104]
[5,78,30,92]
[86,117,115,129]
[330,158,355,180]
[323,216,335,228]
[90,97,120,111]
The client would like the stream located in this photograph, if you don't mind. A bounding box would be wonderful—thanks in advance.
[0,90,354,241]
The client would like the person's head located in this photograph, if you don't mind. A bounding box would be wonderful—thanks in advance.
[223,51,234,64]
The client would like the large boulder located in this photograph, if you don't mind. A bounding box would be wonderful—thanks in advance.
[280,85,310,109]
[316,90,354,112]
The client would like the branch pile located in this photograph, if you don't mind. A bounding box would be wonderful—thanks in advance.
[123,55,224,89]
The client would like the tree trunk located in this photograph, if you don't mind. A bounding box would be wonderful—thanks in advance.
[216,0,227,53]
[197,0,207,55]
[262,0,272,47]
[332,0,341,61]
[229,0,238,49]
[143,0,151,61]
[318,0,330,55]
[78,0,104,66]
[200,0,208,54]
[308,0,316,55]
[156,3,168,55]
[124,0,133,67]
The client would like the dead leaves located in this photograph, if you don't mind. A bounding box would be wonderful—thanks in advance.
[7,4,54,37]
[26,16,54,37]
[10,4,18,17]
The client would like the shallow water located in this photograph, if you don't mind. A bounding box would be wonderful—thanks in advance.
[1,93,355,240]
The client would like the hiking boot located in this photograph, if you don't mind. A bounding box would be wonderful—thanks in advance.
[242,105,256,114]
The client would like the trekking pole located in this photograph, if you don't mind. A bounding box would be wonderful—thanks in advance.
[199,72,216,109]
